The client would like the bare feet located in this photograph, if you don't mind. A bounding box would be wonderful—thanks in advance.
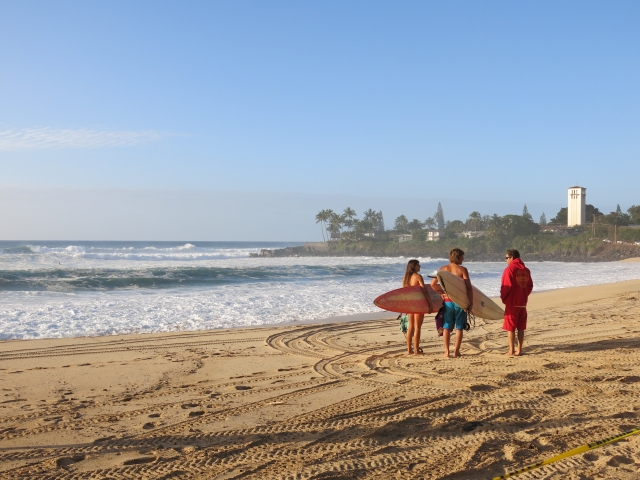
[514,350,522,356]
[407,350,414,355]
[453,351,462,358]
[443,352,450,358]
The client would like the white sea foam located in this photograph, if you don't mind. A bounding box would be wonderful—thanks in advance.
[1,241,640,340]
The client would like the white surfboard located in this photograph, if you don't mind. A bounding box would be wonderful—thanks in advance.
[436,270,504,320]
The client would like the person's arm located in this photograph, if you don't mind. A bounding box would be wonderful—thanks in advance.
[526,268,534,297]
[461,267,473,312]
[417,274,433,311]
[430,275,443,294]
[500,268,512,304]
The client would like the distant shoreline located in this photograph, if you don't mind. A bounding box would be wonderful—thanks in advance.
[254,242,640,263]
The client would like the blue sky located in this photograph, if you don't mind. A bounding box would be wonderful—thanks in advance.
[1,1,639,240]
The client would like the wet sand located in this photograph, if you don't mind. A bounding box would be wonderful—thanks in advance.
[1,280,640,479]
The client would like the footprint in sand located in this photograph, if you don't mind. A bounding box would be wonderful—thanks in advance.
[123,456,157,466]
[607,455,634,467]
[542,388,570,397]
[56,455,85,468]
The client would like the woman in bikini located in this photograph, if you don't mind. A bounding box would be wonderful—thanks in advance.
[403,259,433,355]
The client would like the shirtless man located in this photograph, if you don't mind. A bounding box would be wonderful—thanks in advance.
[431,248,473,358]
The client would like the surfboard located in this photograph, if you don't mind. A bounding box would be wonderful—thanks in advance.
[373,285,443,314]
[435,270,504,320]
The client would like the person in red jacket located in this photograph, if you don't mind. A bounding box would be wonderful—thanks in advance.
[501,249,533,356]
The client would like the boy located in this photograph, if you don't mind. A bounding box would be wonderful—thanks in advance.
[431,248,473,358]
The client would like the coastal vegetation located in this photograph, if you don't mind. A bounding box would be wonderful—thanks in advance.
[309,203,640,259]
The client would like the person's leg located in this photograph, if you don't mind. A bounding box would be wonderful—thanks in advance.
[506,331,516,356]
[515,329,525,356]
[441,303,454,357]
[514,309,527,356]
[452,305,465,357]
[503,309,516,355]
[442,329,451,357]
[414,314,424,354]
[453,329,463,357]
[407,314,415,354]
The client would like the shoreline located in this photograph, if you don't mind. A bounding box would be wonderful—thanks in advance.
[3,271,640,342]
[257,242,640,262]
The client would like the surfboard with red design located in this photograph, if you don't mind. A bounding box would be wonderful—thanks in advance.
[373,285,443,314]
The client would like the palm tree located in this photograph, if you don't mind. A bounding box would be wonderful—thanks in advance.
[363,209,376,223]
[424,216,436,230]
[408,219,423,233]
[315,210,329,241]
[375,211,385,232]
[343,207,357,231]
[467,211,482,231]
[315,209,333,242]
[328,212,344,240]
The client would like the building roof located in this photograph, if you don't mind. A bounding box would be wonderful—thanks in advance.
[568,186,585,189]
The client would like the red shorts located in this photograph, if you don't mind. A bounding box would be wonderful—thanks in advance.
[503,307,527,332]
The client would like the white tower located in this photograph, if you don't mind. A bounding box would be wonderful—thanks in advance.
[567,186,586,226]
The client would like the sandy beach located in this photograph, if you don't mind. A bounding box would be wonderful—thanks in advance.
[1,280,640,479]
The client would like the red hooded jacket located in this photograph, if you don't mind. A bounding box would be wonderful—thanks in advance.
[500,258,533,308]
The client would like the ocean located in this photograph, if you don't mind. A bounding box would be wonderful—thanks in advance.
[1,241,639,340]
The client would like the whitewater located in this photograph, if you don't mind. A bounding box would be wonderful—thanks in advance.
[1,241,640,340]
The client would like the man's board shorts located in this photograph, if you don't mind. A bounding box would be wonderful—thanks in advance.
[442,301,466,331]
[503,307,527,331]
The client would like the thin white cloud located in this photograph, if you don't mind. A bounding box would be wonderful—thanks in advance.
[0,127,163,150]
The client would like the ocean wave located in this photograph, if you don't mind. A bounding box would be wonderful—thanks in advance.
[1,242,282,262]
[0,263,395,292]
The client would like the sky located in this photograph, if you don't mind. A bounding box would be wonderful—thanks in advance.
[1,1,639,240]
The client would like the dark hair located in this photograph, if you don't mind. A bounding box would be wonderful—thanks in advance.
[506,249,520,259]
[449,248,465,264]
[403,259,420,287]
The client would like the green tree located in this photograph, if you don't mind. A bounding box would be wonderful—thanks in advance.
[363,209,376,223]
[435,202,445,230]
[628,205,640,224]
[604,205,631,226]
[539,212,547,225]
[343,207,357,230]
[315,209,332,242]
[550,207,567,225]
[375,211,385,233]
[466,211,483,231]
[522,204,533,221]
[424,216,436,230]
[357,219,374,238]
[446,219,465,233]
[408,219,424,233]
[394,215,409,233]
[585,204,603,221]
[327,212,344,239]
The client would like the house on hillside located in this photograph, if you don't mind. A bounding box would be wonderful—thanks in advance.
[458,231,485,238]
[397,234,413,242]
[540,225,583,236]
[426,231,440,241]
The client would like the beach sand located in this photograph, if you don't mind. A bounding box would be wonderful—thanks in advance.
[1,280,640,479]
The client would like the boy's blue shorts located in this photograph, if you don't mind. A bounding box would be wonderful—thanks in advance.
[442,301,466,330]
